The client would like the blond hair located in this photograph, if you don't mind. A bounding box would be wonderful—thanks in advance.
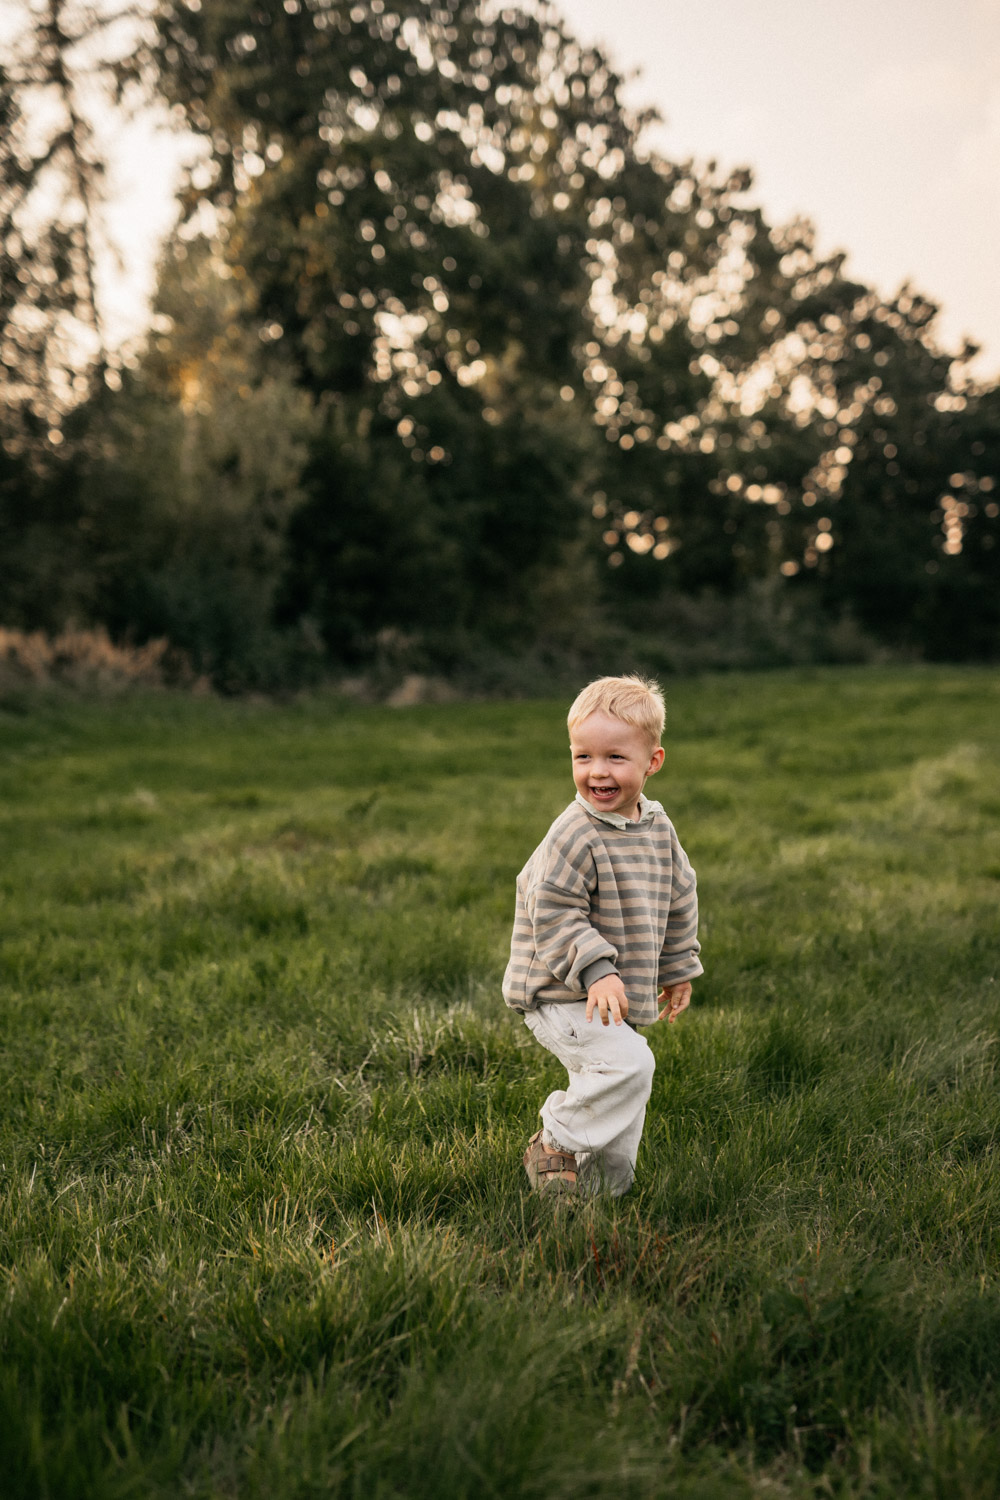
[567,674,665,748]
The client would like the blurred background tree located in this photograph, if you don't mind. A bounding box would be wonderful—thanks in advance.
[0,0,116,438]
[0,0,153,630]
[1,0,997,687]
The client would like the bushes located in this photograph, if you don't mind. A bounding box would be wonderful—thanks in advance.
[0,627,193,705]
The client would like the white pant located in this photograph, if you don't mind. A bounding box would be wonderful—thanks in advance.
[523,1001,655,1197]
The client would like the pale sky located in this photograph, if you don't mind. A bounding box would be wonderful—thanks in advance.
[103,0,1000,379]
[556,0,1000,379]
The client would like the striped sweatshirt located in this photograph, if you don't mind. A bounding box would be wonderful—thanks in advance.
[502,795,703,1027]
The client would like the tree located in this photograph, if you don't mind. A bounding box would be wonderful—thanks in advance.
[72,235,323,686]
[142,0,788,664]
[0,0,150,629]
[0,0,148,440]
[712,241,1000,657]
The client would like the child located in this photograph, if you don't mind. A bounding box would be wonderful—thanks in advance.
[502,674,702,1196]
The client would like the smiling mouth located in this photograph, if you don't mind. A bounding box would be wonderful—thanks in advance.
[589,785,620,798]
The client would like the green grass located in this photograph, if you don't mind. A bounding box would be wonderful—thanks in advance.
[1,666,999,1498]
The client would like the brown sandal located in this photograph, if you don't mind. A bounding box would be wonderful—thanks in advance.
[523,1129,578,1194]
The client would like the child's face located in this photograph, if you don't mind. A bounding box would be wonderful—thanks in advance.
[570,711,665,822]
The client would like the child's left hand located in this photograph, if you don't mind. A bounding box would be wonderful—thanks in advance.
[658,981,692,1023]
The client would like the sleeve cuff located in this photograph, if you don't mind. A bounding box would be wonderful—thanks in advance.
[658,959,704,986]
[580,957,620,990]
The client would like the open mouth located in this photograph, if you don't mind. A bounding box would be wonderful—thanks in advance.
[589,785,620,801]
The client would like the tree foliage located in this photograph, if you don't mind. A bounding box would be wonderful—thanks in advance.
[139,1,798,657]
[1,0,997,679]
[0,0,148,438]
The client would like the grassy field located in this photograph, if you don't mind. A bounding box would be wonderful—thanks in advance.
[1,667,998,1498]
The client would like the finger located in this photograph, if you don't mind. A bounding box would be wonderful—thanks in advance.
[610,996,622,1026]
[586,994,596,1023]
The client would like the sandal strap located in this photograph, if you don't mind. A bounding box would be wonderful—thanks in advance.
[536,1149,576,1175]
[527,1135,577,1176]
[523,1129,578,1189]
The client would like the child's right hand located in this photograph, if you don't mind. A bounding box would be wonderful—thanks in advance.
[586,974,629,1026]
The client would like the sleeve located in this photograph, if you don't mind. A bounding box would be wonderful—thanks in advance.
[523,828,619,993]
[658,834,704,986]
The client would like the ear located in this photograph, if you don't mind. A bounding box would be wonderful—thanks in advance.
[646,746,665,776]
